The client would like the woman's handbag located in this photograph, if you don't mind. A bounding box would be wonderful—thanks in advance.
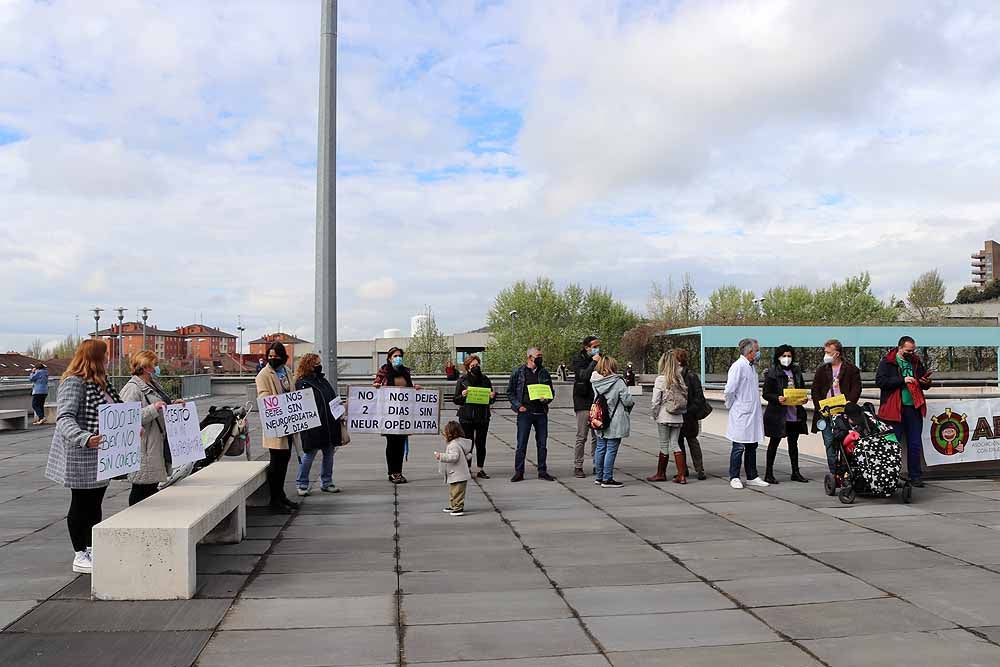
[338,418,351,446]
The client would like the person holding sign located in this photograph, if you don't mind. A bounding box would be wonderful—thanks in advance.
[294,353,343,495]
[762,345,809,484]
[120,351,185,506]
[374,347,422,484]
[507,347,556,482]
[811,339,862,476]
[876,336,933,487]
[44,340,122,574]
[256,342,301,513]
[453,354,495,479]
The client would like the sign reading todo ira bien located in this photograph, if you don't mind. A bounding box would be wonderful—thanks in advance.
[257,390,323,439]
[347,386,441,435]
[97,401,143,481]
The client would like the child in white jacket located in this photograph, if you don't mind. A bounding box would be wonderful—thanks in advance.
[434,421,474,516]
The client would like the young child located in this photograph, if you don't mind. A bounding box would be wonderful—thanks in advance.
[434,421,473,516]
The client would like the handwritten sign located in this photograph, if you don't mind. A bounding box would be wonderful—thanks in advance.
[329,396,345,420]
[257,390,322,438]
[465,386,492,405]
[163,403,204,465]
[347,386,441,435]
[97,402,142,481]
[819,394,848,415]
[527,384,554,401]
[783,388,809,406]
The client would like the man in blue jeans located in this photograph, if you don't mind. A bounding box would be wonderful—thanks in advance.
[507,347,556,482]
[876,336,933,487]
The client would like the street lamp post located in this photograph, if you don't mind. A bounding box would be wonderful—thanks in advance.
[140,307,151,352]
[509,310,518,340]
[91,307,103,338]
[115,307,126,377]
[237,316,246,377]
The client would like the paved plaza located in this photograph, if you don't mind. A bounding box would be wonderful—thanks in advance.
[4,399,1000,665]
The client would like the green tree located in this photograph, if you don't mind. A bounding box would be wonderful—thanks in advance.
[406,308,450,373]
[907,269,946,321]
[811,273,897,323]
[761,285,815,322]
[704,285,758,323]
[647,274,700,324]
[49,335,82,359]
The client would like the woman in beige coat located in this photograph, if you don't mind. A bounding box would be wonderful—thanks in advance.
[255,342,301,513]
[120,351,185,505]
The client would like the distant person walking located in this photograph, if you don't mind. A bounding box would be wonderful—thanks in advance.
[453,355,495,479]
[294,353,343,496]
[762,345,809,484]
[876,336,933,487]
[508,347,555,482]
[120,351,184,506]
[374,347,421,484]
[624,363,637,387]
[558,362,568,381]
[44,340,120,574]
[571,336,601,478]
[29,363,49,425]
[256,358,266,373]
[724,338,769,490]
[591,356,634,487]
[811,339,862,476]
[444,360,459,381]
[676,348,708,480]
[256,342,301,513]
[648,350,688,484]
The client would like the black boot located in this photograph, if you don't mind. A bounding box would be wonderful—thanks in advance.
[764,440,779,485]
[788,439,809,482]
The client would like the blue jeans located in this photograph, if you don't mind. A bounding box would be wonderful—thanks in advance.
[821,427,837,475]
[891,406,924,481]
[729,441,759,480]
[297,445,335,489]
[594,436,621,481]
[515,412,548,475]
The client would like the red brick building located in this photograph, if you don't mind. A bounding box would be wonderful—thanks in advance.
[175,324,237,359]
[94,322,239,372]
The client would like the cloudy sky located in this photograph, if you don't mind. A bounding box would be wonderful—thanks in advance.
[3,0,1000,354]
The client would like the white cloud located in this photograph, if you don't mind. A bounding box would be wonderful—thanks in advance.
[356,277,397,301]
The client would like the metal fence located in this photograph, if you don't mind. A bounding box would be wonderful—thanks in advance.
[107,375,211,400]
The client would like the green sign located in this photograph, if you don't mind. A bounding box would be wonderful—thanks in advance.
[527,384,554,401]
[466,386,491,405]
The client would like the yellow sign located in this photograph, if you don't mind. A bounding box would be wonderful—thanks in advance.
[527,384,554,401]
[819,394,848,415]
[783,388,809,406]
[466,386,491,405]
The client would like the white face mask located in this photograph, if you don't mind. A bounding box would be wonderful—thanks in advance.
[823,354,835,365]
[779,356,793,367]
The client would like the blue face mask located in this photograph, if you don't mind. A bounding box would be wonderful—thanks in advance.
[753,350,762,363]
[588,347,600,357]
[392,356,404,368]
[153,366,161,377]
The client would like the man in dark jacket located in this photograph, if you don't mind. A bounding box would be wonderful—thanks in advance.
[570,336,601,477]
[875,336,932,486]
[508,347,555,482]
[810,338,862,475]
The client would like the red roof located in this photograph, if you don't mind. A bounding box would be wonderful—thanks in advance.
[0,353,43,377]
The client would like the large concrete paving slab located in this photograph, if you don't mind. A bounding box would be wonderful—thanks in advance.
[755,597,956,639]
[220,595,395,630]
[403,618,597,663]
[198,626,399,666]
[802,628,1000,667]
[607,641,823,666]
[715,572,885,608]
[402,589,569,625]
[683,554,835,582]
[547,561,698,588]
[0,630,213,667]
[564,582,733,616]
[8,598,232,632]
[660,538,794,560]
[242,571,398,598]
[585,609,780,651]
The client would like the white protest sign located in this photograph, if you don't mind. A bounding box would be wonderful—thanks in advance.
[257,390,323,438]
[923,399,1000,466]
[97,401,142,481]
[329,396,345,420]
[346,386,440,435]
[163,403,204,466]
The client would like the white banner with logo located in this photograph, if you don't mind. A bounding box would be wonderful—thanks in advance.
[923,399,1000,466]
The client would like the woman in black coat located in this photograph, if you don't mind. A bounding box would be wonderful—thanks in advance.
[453,355,495,478]
[294,353,343,495]
[762,344,809,484]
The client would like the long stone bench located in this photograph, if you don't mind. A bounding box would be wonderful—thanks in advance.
[92,460,268,600]
[0,409,27,431]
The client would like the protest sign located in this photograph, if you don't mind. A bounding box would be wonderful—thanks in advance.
[818,394,847,415]
[783,388,810,406]
[163,403,204,466]
[924,399,1000,466]
[527,384,554,401]
[329,396,345,420]
[465,386,492,405]
[257,390,322,439]
[346,386,441,435]
[97,402,142,481]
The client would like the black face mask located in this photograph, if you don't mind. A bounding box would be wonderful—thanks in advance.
[268,358,284,369]
[533,357,544,368]
[315,364,323,375]
[902,351,914,361]
[470,366,482,376]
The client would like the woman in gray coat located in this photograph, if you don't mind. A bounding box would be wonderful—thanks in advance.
[120,350,184,506]
[590,355,634,488]
[44,340,121,575]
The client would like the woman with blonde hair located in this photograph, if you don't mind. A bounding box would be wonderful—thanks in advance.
[120,350,185,506]
[294,353,343,496]
[648,349,689,484]
[590,355,634,488]
[45,339,122,574]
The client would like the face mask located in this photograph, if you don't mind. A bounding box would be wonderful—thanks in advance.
[392,356,404,368]
[588,347,600,357]
[153,366,161,377]
[470,366,482,376]
[268,358,283,369]
[315,364,322,375]
[780,357,792,367]
[823,354,835,365]
[753,350,761,364]
[533,357,544,368]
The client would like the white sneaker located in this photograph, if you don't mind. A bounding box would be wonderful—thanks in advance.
[746,477,770,488]
[72,551,92,574]
[296,487,310,496]
[730,478,744,490]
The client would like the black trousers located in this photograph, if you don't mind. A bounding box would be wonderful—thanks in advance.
[461,421,489,468]
[31,394,46,420]
[67,486,107,552]
[385,435,406,475]
[766,431,802,475]
[129,483,159,507]
[268,448,292,505]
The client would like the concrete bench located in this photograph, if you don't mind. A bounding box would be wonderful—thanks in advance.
[0,409,27,431]
[92,460,268,600]
[44,403,57,423]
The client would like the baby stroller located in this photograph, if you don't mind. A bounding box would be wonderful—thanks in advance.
[821,402,913,505]
[161,401,253,489]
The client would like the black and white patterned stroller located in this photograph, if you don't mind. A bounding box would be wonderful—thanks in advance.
[822,402,913,505]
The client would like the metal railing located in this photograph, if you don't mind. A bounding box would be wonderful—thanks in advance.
[107,375,211,400]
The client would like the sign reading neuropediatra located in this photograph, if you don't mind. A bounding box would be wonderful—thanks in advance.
[347,386,440,435]
[97,401,142,481]
[257,390,323,438]
[924,399,1000,466]
[163,403,204,466]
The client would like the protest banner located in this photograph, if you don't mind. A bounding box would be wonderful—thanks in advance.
[924,399,1000,466]
[163,403,204,466]
[465,386,492,405]
[97,402,142,481]
[257,390,322,438]
[527,384,554,401]
[346,386,441,435]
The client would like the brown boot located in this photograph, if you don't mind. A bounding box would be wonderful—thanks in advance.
[673,452,688,484]
[647,453,669,482]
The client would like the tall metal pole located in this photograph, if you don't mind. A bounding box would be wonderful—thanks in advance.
[92,307,103,338]
[237,316,246,377]
[140,307,151,352]
[115,307,126,377]
[315,0,338,391]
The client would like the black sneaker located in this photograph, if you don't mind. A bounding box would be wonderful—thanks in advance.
[510,472,524,482]
[594,478,604,485]
[601,479,624,488]
[281,498,300,509]
[538,472,556,481]
[269,503,292,515]
[477,470,490,479]
[910,479,926,488]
